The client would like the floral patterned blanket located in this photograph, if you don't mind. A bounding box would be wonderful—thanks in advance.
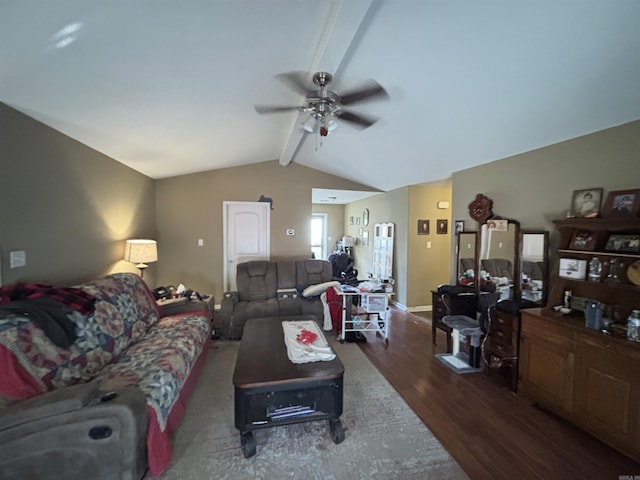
[0,272,210,434]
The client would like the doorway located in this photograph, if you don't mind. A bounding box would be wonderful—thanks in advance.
[223,201,270,291]
[311,213,328,260]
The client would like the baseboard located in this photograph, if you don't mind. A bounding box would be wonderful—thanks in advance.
[406,305,432,313]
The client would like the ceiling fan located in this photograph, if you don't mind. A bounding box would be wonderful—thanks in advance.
[254,71,388,137]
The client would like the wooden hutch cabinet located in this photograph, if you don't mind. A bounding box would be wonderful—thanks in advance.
[519,310,576,415]
[520,308,640,462]
[550,217,640,317]
[518,214,640,462]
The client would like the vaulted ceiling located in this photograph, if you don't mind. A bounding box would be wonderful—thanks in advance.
[2,1,639,193]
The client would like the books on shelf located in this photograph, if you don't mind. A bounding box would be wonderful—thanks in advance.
[267,405,315,420]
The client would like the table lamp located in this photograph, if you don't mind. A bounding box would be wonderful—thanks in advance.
[124,239,157,277]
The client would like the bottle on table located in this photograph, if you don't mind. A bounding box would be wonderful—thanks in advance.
[588,257,602,282]
[627,310,640,342]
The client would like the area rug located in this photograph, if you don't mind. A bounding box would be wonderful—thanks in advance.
[150,337,468,480]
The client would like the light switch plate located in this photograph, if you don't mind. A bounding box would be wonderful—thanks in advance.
[10,250,26,268]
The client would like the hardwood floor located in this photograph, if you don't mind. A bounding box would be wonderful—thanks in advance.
[357,307,640,480]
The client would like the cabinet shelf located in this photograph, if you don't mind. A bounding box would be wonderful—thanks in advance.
[554,217,640,231]
[550,215,640,315]
[558,249,640,260]
[557,277,640,292]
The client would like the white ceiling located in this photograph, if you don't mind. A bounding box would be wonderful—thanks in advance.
[2,1,639,193]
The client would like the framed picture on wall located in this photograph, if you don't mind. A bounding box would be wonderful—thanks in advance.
[570,188,602,218]
[602,189,640,217]
[362,230,369,247]
[605,234,640,253]
[454,220,464,235]
[417,219,429,235]
[569,230,596,251]
[437,219,448,235]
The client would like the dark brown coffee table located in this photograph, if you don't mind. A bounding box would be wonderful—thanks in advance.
[232,316,345,458]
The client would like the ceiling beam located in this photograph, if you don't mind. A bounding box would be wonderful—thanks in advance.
[278,0,378,167]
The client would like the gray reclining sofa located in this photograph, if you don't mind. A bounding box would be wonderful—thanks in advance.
[220,259,335,339]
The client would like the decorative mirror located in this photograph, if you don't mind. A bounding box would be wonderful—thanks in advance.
[519,230,549,306]
[456,231,477,286]
[479,218,519,300]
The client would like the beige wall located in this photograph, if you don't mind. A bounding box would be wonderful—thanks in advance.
[155,160,374,301]
[451,120,640,284]
[407,184,453,308]
[344,189,408,305]
[343,184,454,309]
[4,99,638,313]
[0,103,156,287]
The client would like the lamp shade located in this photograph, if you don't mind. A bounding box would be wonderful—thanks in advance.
[124,239,157,265]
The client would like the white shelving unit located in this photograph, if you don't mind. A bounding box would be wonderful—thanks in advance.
[373,223,394,281]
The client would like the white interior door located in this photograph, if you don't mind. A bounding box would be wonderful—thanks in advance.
[223,201,270,291]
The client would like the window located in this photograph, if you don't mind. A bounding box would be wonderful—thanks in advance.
[311,213,328,260]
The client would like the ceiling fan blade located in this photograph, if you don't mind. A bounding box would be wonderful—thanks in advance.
[274,71,312,96]
[339,80,388,105]
[335,110,379,129]
[254,104,302,114]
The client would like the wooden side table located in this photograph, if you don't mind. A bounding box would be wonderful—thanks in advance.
[157,295,215,320]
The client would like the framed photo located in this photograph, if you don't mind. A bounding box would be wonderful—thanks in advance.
[362,230,369,247]
[417,219,429,235]
[437,219,448,235]
[570,188,602,218]
[559,258,587,280]
[454,220,464,235]
[569,230,596,251]
[486,219,508,231]
[602,189,640,217]
[605,234,640,253]
[349,216,354,225]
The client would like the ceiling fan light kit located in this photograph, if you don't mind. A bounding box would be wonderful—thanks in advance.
[255,70,388,140]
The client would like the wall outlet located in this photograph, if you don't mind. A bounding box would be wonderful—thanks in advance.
[198,238,204,246]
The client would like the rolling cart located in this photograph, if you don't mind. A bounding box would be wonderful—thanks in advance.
[338,287,392,344]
